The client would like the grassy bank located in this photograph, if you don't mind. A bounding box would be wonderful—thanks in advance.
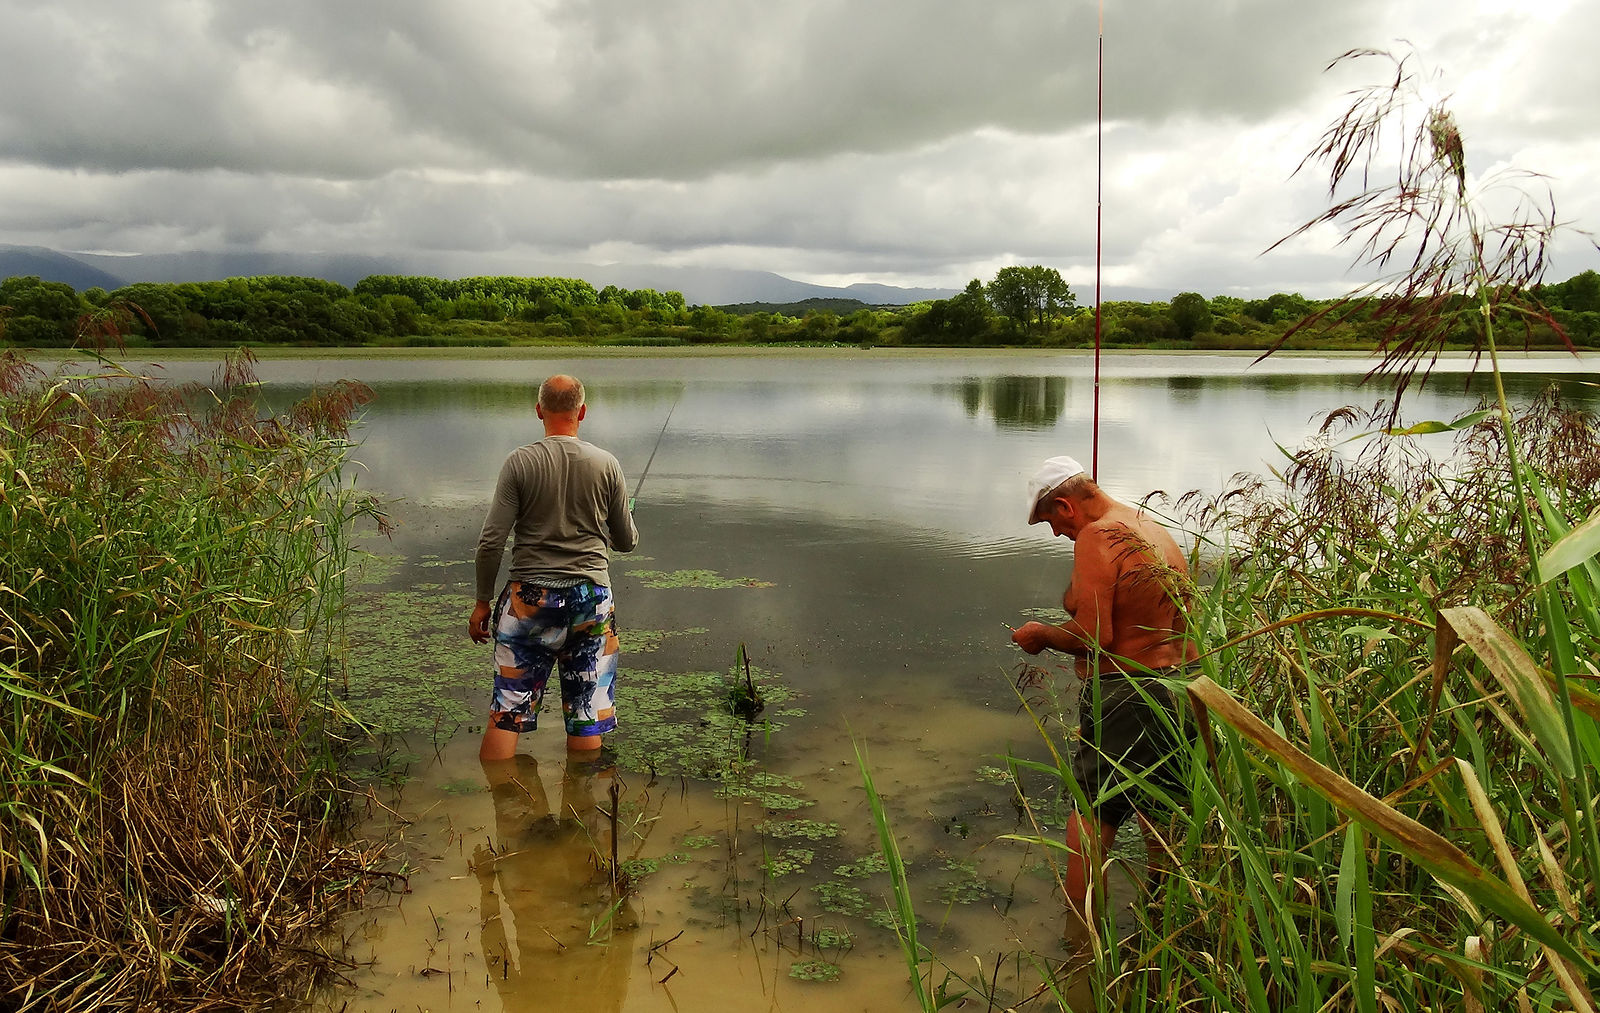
[0,350,388,1009]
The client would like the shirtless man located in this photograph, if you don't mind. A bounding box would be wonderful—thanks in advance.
[1010,455,1196,913]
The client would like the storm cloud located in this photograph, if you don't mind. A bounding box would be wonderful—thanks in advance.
[2,0,1596,296]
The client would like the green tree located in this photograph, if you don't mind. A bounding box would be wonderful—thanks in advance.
[1169,291,1214,340]
[987,266,1075,334]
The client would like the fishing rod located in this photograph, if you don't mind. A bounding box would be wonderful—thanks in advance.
[1091,0,1104,480]
[629,389,681,512]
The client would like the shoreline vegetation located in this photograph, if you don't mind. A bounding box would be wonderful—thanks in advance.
[2,265,1597,354]
[0,348,393,1009]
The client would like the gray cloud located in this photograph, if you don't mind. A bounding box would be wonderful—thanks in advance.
[1,0,1597,297]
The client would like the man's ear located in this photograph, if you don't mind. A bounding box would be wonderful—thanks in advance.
[577,404,588,421]
[536,404,546,420]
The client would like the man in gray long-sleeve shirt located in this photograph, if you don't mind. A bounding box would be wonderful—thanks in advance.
[469,374,638,760]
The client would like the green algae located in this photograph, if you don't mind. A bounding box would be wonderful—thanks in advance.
[788,959,841,982]
[813,881,871,918]
[935,857,991,906]
[341,589,480,734]
[1019,606,1068,623]
[351,551,405,588]
[611,664,798,779]
[812,927,855,951]
[832,854,889,879]
[626,568,775,589]
[617,626,708,654]
[762,847,815,877]
[754,818,840,841]
[974,764,1016,786]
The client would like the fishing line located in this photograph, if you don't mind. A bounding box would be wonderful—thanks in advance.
[629,388,681,512]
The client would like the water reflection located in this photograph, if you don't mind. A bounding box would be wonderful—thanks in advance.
[475,755,636,1011]
[274,353,1597,544]
[948,375,1069,430]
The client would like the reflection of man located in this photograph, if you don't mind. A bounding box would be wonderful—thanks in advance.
[475,755,633,1009]
[469,374,638,761]
[1010,456,1196,914]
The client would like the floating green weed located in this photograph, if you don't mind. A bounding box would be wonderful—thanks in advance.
[762,847,815,877]
[438,778,483,795]
[617,626,708,654]
[680,834,719,850]
[934,857,989,906]
[755,818,840,841]
[813,881,872,917]
[788,960,842,982]
[628,568,775,589]
[833,854,889,879]
[342,589,479,734]
[611,666,797,777]
[974,764,1015,786]
[352,551,404,587]
[813,927,855,951]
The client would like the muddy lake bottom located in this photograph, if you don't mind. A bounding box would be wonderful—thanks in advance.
[316,498,1147,1012]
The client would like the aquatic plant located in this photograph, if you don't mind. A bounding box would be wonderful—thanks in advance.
[0,349,389,1008]
[788,958,843,982]
[724,641,765,720]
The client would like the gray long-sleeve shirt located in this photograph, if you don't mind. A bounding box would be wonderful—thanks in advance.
[474,435,638,602]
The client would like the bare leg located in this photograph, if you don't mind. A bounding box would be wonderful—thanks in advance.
[566,733,602,752]
[480,716,518,761]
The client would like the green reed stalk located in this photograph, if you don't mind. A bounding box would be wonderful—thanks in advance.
[853,737,938,1013]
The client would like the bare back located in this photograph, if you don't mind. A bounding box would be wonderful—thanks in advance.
[1062,504,1196,675]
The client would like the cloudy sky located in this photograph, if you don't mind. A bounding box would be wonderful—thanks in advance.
[2,0,1597,298]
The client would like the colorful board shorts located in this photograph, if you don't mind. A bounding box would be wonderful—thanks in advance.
[1071,667,1191,827]
[490,580,619,738]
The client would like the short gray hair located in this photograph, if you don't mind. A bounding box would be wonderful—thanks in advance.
[538,375,585,414]
[1049,473,1098,503]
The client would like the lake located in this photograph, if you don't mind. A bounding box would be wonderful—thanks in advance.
[148,348,1593,1012]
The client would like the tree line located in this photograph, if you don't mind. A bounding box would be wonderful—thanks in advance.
[3,267,1597,349]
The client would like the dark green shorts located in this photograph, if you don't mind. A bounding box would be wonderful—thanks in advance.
[1071,668,1190,827]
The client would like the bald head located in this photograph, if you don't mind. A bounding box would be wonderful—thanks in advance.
[538,375,585,415]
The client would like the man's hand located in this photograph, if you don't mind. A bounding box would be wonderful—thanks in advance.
[1011,621,1057,655]
[469,600,494,643]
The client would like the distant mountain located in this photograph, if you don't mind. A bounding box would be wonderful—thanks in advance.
[68,249,406,289]
[714,297,874,316]
[0,245,124,292]
[0,245,960,306]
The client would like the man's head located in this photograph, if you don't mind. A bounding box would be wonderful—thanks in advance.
[1027,455,1097,539]
[536,374,587,435]
[538,375,585,416]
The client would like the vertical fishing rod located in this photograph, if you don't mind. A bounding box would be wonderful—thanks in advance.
[1091,0,1104,480]
[628,389,681,512]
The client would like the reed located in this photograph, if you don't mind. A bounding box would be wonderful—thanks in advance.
[0,349,388,1009]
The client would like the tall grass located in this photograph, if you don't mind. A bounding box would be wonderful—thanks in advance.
[0,349,387,1009]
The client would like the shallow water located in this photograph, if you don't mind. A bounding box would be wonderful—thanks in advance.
[161,348,1591,1012]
